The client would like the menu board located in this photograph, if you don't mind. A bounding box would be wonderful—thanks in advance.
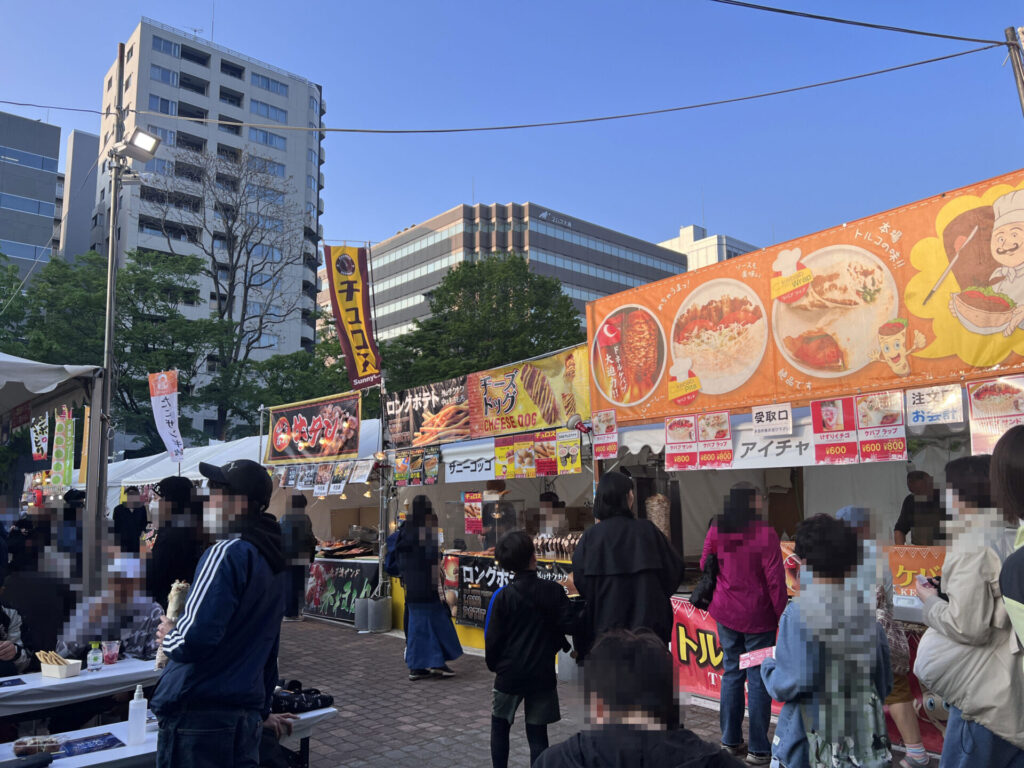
[555,430,582,474]
[423,446,440,485]
[534,430,557,476]
[587,168,1024,425]
[408,449,424,486]
[313,463,333,496]
[385,377,469,448]
[494,436,515,479]
[514,434,536,479]
[592,409,618,460]
[463,491,483,535]
[394,451,411,487]
[697,411,733,469]
[665,416,697,471]
[328,462,351,495]
[905,384,963,426]
[855,391,907,462]
[811,397,859,464]
[456,554,574,628]
[967,375,1024,454]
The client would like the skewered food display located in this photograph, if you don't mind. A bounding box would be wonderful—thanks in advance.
[533,532,582,560]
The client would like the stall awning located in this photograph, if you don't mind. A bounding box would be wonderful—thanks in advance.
[0,352,101,417]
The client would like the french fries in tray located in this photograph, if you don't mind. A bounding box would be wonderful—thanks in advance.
[412,403,470,446]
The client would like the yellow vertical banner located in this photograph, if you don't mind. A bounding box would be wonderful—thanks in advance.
[323,245,383,389]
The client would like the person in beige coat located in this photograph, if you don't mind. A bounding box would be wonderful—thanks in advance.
[913,455,1024,768]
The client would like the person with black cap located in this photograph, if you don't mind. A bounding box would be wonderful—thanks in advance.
[151,459,294,768]
[280,493,316,621]
[112,486,149,554]
[146,476,206,611]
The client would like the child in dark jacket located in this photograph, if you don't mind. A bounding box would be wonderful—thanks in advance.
[486,531,578,768]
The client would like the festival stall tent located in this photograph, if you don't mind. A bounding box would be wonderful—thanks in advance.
[0,352,101,418]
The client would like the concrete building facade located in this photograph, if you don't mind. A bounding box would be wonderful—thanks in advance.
[0,111,61,280]
[97,19,326,436]
[56,130,100,259]
[659,224,757,271]
[369,203,687,340]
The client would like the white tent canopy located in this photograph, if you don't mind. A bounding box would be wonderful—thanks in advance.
[0,351,100,417]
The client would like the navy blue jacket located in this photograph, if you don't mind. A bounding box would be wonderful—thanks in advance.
[151,518,286,719]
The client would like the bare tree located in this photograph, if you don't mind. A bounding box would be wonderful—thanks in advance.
[140,145,315,437]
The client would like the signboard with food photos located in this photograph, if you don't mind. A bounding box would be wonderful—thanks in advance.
[468,345,590,439]
[587,168,1024,424]
[265,392,361,465]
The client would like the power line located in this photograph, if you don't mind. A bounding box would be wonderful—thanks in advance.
[705,0,1007,46]
[0,43,1001,136]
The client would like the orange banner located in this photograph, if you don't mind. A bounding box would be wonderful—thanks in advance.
[587,168,1024,424]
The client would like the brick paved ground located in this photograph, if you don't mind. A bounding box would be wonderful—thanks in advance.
[280,619,934,767]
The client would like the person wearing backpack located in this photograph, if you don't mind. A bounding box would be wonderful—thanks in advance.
[485,530,579,768]
[761,513,892,768]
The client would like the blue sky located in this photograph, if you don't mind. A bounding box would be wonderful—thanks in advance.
[2,1,1022,251]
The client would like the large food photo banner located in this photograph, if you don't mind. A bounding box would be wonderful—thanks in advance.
[587,168,1024,421]
[264,392,361,465]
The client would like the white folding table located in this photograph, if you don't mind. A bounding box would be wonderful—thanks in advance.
[0,708,338,768]
[0,661,163,719]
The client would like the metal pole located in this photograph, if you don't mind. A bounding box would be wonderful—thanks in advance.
[257,404,265,462]
[1006,27,1024,120]
[84,42,125,594]
[376,377,387,597]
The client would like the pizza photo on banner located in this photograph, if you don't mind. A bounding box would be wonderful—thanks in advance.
[587,168,1024,423]
[265,392,361,465]
[323,244,382,390]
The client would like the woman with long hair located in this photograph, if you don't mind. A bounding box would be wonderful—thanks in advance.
[913,455,1024,766]
[571,471,682,663]
[396,495,462,681]
[995,426,1024,662]
[700,485,786,765]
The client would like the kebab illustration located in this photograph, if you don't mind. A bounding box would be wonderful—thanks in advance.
[868,318,926,376]
[155,580,190,670]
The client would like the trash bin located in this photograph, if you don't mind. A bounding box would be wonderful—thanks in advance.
[368,596,392,633]
[353,597,370,631]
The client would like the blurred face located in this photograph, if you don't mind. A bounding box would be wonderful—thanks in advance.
[126,492,141,507]
[204,488,247,535]
[113,574,141,604]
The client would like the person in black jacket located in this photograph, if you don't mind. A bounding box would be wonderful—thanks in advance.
[152,459,294,768]
[571,471,682,661]
[535,629,743,768]
[486,530,578,768]
[396,495,462,681]
[280,494,316,621]
[112,487,149,554]
[146,476,206,611]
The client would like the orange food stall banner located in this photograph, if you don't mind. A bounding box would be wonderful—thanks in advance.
[587,168,1024,423]
[468,345,590,439]
[966,374,1024,454]
[780,542,945,600]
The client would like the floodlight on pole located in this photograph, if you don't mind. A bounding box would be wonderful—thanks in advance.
[115,127,161,163]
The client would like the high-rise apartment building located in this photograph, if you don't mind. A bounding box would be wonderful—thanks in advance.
[0,111,61,280]
[98,19,326,435]
[659,224,757,271]
[369,203,687,340]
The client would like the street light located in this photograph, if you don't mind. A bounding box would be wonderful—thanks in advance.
[83,40,161,593]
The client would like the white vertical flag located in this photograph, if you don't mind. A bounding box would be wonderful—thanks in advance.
[148,370,185,462]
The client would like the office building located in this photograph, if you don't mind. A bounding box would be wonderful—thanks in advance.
[98,19,326,435]
[659,224,757,271]
[56,130,100,259]
[370,203,687,340]
[0,111,61,280]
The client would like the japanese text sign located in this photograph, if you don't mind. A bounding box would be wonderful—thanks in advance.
[534,430,557,476]
[463,491,483,535]
[51,408,75,486]
[468,346,590,439]
[29,413,48,461]
[265,392,361,465]
[555,430,582,474]
[905,384,963,426]
[966,375,1024,454]
[592,410,618,460]
[855,391,907,462]
[587,169,1024,427]
[423,446,440,485]
[323,245,382,389]
[697,411,733,469]
[751,403,793,437]
[446,454,496,483]
[494,436,515,479]
[811,397,859,464]
[386,377,469,448]
[148,370,184,463]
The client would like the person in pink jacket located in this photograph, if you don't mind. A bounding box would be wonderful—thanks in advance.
[700,484,788,766]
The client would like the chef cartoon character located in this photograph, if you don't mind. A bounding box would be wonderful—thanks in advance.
[869,318,925,376]
[988,190,1024,335]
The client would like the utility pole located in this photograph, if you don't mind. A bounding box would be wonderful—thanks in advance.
[1006,27,1024,120]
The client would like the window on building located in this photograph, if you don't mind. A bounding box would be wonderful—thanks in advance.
[245,183,284,204]
[217,143,241,163]
[179,45,210,67]
[0,192,56,218]
[123,74,132,91]
[218,115,242,136]
[147,125,176,146]
[150,64,178,86]
[0,145,58,173]
[250,72,288,96]
[152,35,180,57]
[143,158,172,175]
[307,148,318,165]
[247,156,286,177]
[253,243,283,262]
[148,94,176,115]
[309,96,319,112]
[250,99,287,123]
[220,59,244,79]
[219,87,243,108]
[176,132,206,152]
[248,128,286,150]
[247,213,284,232]
[177,102,207,124]
[179,72,209,96]
[126,45,134,62]
[306,174,317,191]
[106,77,112,91]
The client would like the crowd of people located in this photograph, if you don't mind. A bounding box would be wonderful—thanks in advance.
[3,421,1024,767]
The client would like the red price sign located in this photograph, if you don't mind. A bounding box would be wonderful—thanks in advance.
[666,452,698,471]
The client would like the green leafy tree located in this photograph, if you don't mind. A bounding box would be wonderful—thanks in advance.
[0,255,28,355]
[381,254,585,391]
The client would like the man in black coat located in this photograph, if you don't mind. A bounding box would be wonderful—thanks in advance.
[112,486,149,554]
[571,471,682,661]
[146,476,205,611]
[280,494,316,621]
[535,630,742,768]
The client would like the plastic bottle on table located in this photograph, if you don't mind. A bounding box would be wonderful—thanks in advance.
[87,641,103,672]
[127,685,147,746]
